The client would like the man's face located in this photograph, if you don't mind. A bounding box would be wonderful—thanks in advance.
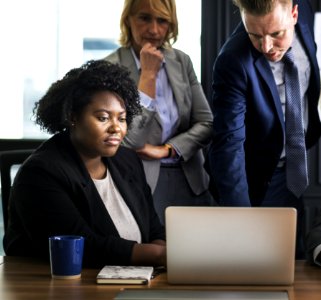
[242,3,298,62]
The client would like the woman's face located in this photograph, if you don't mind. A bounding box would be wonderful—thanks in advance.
[71,91,127,159]
[127,0,170,53]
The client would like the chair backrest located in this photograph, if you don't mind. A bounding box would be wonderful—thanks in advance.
[0,149,34,232]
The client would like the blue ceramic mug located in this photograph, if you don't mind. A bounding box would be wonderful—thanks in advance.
[49,235,84,279]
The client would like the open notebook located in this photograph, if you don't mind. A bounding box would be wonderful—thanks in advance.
[165,207,297,285]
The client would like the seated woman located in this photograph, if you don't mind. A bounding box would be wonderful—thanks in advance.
[3,60,166,268]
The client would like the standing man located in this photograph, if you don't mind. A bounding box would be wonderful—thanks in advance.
[207,0,321,258]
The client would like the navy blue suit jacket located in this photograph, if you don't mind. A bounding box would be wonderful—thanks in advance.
[4,132,165,267]
[207,0,321,206]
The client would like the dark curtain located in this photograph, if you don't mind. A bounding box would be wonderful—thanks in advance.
[310,0,321,11]
[201,0,240,100]
[201,0,320,101]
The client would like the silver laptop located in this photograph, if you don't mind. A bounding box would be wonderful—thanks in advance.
[165,207,296,285]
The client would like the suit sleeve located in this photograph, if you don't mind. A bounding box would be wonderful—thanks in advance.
[167,53,213,161]
[208,49,251,206]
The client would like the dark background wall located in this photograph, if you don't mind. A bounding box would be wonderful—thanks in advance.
[201,0,240,100]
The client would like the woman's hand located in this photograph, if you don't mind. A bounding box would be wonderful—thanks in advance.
[131,242,166,267]
[140,43,163,74]
[136,144,175,160]
[138,43,163,99]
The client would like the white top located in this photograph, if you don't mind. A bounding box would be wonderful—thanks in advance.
[93,169,142,243]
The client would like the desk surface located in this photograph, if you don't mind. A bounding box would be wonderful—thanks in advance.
[0,257,321,300]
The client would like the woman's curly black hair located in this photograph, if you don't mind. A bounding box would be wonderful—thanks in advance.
[33,60,142,134]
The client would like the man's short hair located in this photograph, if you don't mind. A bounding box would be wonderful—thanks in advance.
[232,0,292,15]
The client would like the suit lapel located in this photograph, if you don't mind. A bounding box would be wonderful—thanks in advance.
[105,156,146,238]
[59,140,119,234]
[163,49,187,128]
[119,48,140,84]
[255,55,285,132]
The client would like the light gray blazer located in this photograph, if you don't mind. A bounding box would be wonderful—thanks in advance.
[105,47,213,194]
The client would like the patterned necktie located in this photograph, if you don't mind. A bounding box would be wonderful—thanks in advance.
[283,49,308,198]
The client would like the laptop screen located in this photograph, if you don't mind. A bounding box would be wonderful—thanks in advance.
[165,207,296,285]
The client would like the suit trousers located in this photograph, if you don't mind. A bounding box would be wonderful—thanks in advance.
[261,165,305,259]
[153,164,216,225]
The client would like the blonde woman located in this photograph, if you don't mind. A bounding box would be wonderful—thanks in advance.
[106,0,216,225]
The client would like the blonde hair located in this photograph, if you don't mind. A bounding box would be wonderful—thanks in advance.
[119,0,178,48]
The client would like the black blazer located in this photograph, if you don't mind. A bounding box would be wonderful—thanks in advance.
[3,132,165,267]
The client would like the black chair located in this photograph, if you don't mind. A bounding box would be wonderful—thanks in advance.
[0,149,34,232]
[304,205,321,237]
